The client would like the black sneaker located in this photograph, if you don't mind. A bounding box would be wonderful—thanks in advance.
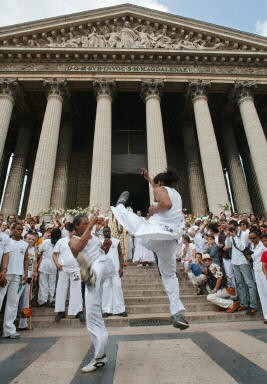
[116,191,130,206]
[102,313,112,318]
[117,312,128,317]
[55,312,66,322]
[171,312,189,330]
[75,311,85,321]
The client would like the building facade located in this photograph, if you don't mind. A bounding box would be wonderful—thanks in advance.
[0,4,267,216]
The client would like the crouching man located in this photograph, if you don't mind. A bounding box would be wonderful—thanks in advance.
[202,254,238,313]
[184,253,207,295]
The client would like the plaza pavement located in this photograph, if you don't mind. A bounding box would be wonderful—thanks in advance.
[1,320,267,384]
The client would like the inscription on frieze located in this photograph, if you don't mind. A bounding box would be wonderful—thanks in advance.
[0,63,266,76]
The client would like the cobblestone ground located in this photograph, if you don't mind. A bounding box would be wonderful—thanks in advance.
[1,321,267,384]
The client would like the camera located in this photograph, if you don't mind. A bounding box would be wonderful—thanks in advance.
[229,228,235,233]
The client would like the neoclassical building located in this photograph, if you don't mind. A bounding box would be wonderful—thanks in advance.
[0,3,267,216]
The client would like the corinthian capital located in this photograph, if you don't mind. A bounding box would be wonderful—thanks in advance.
[0,78,20,99]
[187,80,211,100]
[93,80,116,99]
[141,79,164,101]
[43,78,69,99]
[234,81,256,103]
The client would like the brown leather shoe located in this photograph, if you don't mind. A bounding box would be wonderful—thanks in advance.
[226,301,239,313]
[238,306,248,311]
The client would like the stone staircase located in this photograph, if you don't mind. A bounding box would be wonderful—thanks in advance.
[29,263,262,328]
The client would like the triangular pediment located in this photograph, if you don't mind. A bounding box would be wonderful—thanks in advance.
[0,3,266,53]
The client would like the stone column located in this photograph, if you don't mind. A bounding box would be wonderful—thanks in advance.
[182,117,208,215]
[89,80,115,211]
[141,80,167,202]
[50,121,73,208]
[235,81,267,212]
[0,79,18,162]
[27,79,68,215]
[1,126,31,217]
[220,116,252,213]
[188,81,229,213]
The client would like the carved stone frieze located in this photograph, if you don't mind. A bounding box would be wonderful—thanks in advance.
[1,20,226,51]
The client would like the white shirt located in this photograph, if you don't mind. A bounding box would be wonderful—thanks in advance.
[192,231,207,253]
[78,234,104,267]
[27,246,36,278]
[148,187,184,235]
[38,239,57,274]
[225,235,247,265]
[7,239,28,275]
[251,241,267,273]
[102,237,120,272]
[0,230,11,265]
[53,237,79,273]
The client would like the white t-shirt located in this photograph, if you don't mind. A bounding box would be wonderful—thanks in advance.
[148,187,184,234]
[0,230,11,265]
[7,239,28,275]
[38,239,57,274]
[27,246,36,278]
[53,237,79,273]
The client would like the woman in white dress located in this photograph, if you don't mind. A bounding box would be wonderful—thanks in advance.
[111,168,189,330]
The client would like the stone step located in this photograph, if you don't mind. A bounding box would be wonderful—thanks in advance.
[126,302,215,314]
[123,285,194,294]
[30,310,263,329]
[124,295,208,305]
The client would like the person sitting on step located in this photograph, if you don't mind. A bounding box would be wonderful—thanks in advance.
[203,253,238,313]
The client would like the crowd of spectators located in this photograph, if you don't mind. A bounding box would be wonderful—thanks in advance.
[179,211,267,323]
[0,208,267,339]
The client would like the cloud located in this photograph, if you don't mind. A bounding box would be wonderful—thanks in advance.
[255,20,267,37]
[0,0,169,27]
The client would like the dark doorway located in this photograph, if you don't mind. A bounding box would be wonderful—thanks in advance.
[111,173,149,214]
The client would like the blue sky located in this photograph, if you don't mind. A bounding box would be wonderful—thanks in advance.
[0,0,267,36]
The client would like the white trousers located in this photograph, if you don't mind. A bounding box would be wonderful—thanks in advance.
[187,271,207,288]
[85,257,115,358]
[102,273,125,314]
[55,270,83,315]
[18,282,30,329]
[38,272,57,305]
[223,258,236,289]
[0,274,23,337]
[254,269,267,320]
[143,239,185,316]
[207,288,233,309]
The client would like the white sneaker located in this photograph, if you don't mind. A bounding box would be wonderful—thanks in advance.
[81,355,107,373]
[3,332,21,339]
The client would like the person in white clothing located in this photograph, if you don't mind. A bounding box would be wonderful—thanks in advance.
[225,220,258,314]
[0,223,28,338]
[37,228,61,306]
[0,214,11,289]
[102,226,127,317]
[69,213,115,373]
[18,232,37,330]
[111,168,189,330]
[248,228,267,323]
[52,223,83,322]
[133,236,155,266]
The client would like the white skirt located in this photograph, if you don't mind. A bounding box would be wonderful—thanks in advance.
[111,205,183,241]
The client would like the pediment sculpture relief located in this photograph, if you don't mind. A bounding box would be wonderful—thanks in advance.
[6,21,226,50]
